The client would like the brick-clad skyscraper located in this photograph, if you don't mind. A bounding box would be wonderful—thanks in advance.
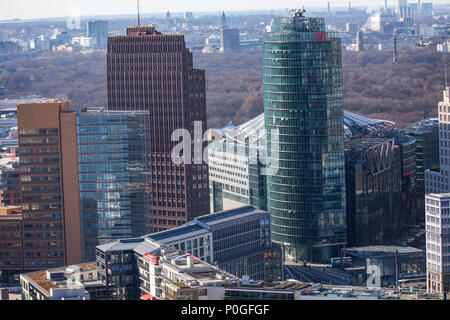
[107,26,210,232]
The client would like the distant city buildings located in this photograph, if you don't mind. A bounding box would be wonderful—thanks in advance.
[367,13,396,33]
[397,0,411,19]
[72,36,97,48]
[87,20,108,49]
[184,12,194,22]
[437,41,450,53]
[1,5,449,300]
[220,28,240,53]
[218,11,240,53]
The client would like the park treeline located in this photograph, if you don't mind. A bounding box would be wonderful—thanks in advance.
[0,47,448,129]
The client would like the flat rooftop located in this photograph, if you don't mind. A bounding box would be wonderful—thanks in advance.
[343,245,423,259]
[149,224,207,243]
[23,262,98,297]
[196,206,261,224]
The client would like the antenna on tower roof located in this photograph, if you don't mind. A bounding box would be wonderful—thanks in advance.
[137,0,141,28]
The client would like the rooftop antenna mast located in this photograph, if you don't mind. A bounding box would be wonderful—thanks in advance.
[137,0,141,28]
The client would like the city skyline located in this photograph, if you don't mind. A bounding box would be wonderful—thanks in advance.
[0,0,449,301]
[1,0,448,21]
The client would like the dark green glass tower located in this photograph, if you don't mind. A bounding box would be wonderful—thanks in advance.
[263,10,347,263]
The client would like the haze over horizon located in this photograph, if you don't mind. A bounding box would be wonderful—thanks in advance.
[1,0,449,21]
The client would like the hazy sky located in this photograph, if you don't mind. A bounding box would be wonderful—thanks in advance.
[0,0,449,20]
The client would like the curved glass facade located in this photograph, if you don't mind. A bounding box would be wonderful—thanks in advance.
[77,112,151,261]
[263,15,347,263]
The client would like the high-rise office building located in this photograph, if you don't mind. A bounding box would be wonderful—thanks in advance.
[404,119,439,187]
[397,0,409,19]
[220,28,240,53]
[426,87,450,195]
[208,114,267,212]
[263,11,347,263]
[18,101,82,270]
[0,206,23,286]
[18,101,152,264]
[87,20,108,49]
[0,160,20,206]
[184,12,194,21]
[425,193,450,293]
[424,88,450,294]
[76,109,151,261]
[421,2,433,16]
[107,26,210,232]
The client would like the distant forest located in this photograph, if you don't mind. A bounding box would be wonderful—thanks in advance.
[0,48,449,129]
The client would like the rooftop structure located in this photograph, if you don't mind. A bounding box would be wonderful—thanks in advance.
[20,262,105,300]
[343,245,424,259]
[343,245,425,288]
[212,111,394,149]
[98,206,280,285]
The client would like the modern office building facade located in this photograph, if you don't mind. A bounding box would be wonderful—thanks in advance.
[263,11,347,263]
[394,132,419,229]
[76,110,151,261]
[404,119,439,187]
[18,101,82,270]
[424,88,450,294]
[208,114,267,212]
[425,194,450,293]
[0,160,20,206]
[345,138,403,247]
[0,206,23,286]
[107,26,210,233]
[96,206,282,299]
[18,101,152,267]
[426,87,450,195]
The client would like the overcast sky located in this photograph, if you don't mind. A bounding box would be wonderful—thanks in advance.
[0,0,449,21]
